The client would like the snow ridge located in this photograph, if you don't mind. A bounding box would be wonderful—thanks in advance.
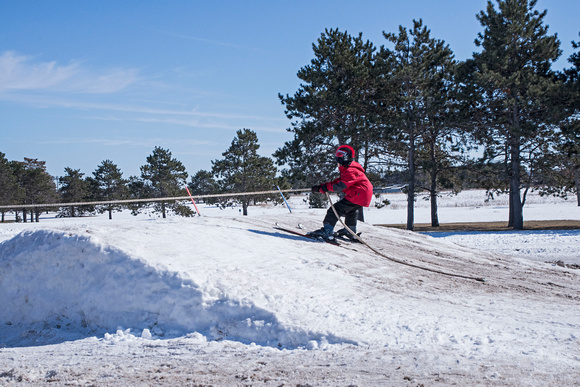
[0,229,346,348]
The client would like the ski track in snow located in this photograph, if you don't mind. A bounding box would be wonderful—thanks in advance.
[0,190,579,385]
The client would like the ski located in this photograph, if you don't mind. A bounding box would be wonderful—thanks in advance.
[299,222,362,244]
[335,233,363,244]
[274,223,341,246]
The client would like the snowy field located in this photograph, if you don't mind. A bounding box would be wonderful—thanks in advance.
[370,190,580,267]
[0,190,579,385]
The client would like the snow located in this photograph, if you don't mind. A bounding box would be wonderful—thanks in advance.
[0,190,579,385]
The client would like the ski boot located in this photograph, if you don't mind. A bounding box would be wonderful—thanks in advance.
[308,223,336,242]
[335,227,362,243]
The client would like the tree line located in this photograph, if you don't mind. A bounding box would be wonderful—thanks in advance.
[0,129,285,222]
[275,0,580,230]
[1,0,579,229]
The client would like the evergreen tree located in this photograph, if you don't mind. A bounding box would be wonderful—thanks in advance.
[562,34,580,205]
[539,33,580,205]
[23,159,57,222]
[212,129,277,216]
[9,158,57,222]
[7,161,26,222]
[90,159,129,219]
[381,19,461,230]
[188,170,218,205]
[140,146,192,218]
[467,0,562,229]
[126,175,149,216]
[276,29,381,186]
[0,152,23,222]
[58,167,92,217]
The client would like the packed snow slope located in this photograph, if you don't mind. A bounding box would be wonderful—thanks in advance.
[0,190,579,385]
[1,215,578,343]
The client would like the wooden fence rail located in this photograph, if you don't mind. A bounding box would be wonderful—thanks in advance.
[0,188,311,210]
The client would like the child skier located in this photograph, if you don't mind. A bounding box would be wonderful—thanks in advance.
[309,145,373,241]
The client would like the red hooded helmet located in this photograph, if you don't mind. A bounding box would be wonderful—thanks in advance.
[335,145,355,166]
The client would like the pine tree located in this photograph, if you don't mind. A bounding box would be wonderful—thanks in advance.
[140,147,192,218]
[565,34,580,205]
[212,129,277,216]
[188,170,218,204]
[276,29,380,185]
[0,152,23,222]
[381,19,461,230]
[9,158,57,222]
[468,0,562,229]
[24,159,57,222]
[90,160,129,219]
[550,33,580,205]
[59,167,92,217]
[126,175,149,216]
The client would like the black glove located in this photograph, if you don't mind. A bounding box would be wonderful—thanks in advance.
[320,184,329,193]
[311,185,321,193]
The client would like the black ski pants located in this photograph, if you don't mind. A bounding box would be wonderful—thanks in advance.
[323,198,362,230]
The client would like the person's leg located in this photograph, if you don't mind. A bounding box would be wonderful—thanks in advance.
[323,198,360,231]
[308,201,347,237]
[323,199,348,226]
[344,207,360,232]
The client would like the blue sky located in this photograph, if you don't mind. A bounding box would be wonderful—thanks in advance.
[1,0,578,179]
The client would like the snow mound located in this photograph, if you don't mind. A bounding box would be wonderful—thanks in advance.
[0,229,345,348]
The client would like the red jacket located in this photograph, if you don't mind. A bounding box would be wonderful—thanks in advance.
[320,161,373,207]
